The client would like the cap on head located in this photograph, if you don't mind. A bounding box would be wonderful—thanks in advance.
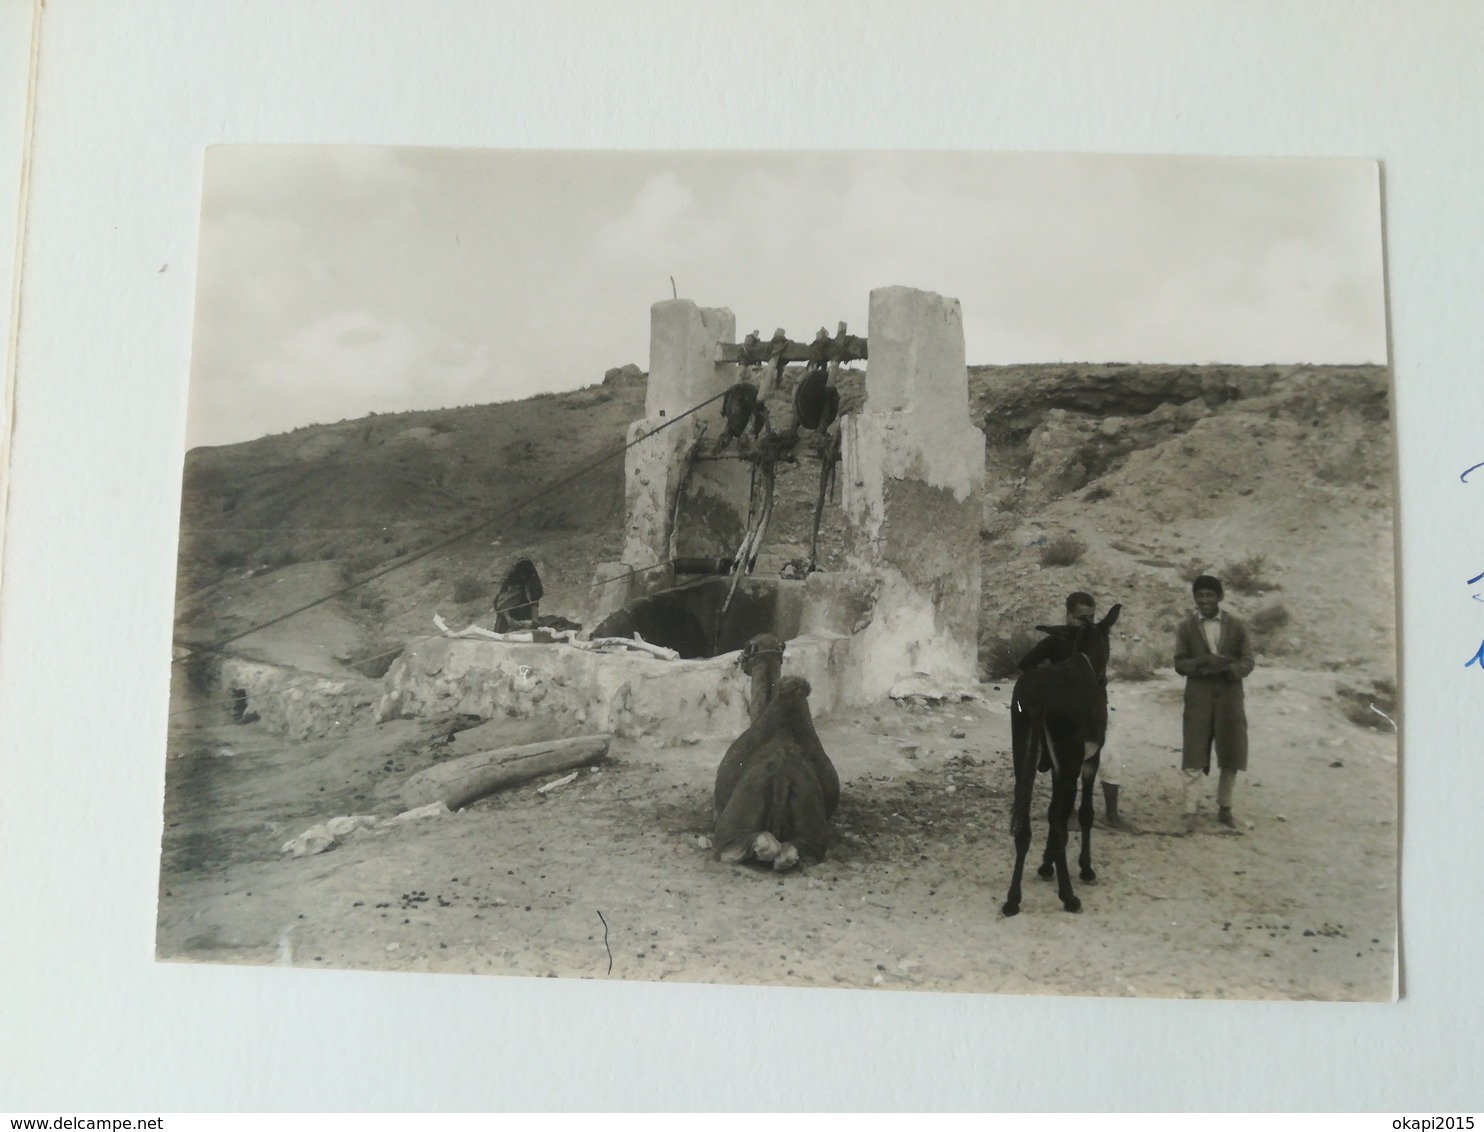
[1192,575,1224,599]
[1065,591,1095,612]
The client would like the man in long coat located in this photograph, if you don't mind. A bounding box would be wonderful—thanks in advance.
[1173,574,1255,828]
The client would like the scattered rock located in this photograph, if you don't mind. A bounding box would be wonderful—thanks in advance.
[281,825,335,857]
[889,675,978,704]
[325,814,379,838]
[385,801,449,826]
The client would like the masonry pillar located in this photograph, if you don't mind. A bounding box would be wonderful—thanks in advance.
[591,300,748,621]
[841,286,985,699]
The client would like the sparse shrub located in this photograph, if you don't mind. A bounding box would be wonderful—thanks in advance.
[1177,560,1206,584]
[213,548,248,569]
[979,511,1018,543]
[1336,682,1399,732]
[180,649,217,695]
[346,550,382,576]
[1247,602,1293,657]
[985,510,1020,545]
[452,574,487,603]
[1249,604,1291,636]
[1224,554,1278,596]
[347,642,404,679]
[1084,484,1114,502]
[1109,642,1163,682]
[981,627,1044,681]
[1039,534,1087,568]
[356,589,387,615]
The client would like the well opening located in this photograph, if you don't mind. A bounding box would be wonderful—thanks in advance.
[591,576,804,660]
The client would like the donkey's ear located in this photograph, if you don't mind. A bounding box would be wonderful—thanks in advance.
[1034,624,1075,638]
[1099,603,1123,632]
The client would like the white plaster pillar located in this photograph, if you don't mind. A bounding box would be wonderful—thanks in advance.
[841,286,986,699]
[597,300,749,609]
[647,300,736,420]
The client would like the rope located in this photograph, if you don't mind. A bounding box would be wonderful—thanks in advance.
[173,387,731,663]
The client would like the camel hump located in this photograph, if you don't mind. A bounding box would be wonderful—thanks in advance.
[775,674,812,699]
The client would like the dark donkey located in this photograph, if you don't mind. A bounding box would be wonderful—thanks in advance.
[1002,603,1121,916]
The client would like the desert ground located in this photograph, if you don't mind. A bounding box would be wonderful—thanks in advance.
[161,361,1398,1000]
[159,653,1397,1000]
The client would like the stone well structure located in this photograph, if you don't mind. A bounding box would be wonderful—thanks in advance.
[226,286,986,743]
[591,284,985,711]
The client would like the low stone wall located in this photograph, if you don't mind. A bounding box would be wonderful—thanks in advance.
[377,634,848,741]
[218,633,852,744]
[218,657,383,741]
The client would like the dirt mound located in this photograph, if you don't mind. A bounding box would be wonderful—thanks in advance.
[974,363,1394,682]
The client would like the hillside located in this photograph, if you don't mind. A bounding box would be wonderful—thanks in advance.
[174,362,1396,687]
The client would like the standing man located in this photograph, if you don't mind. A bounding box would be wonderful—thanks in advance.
[1173,574,1255,828]
[1018,591,1129,829]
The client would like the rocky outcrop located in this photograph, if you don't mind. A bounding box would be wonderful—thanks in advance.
[978,364,1390,509]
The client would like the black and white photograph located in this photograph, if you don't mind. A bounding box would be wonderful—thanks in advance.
[160,146,1397,1002]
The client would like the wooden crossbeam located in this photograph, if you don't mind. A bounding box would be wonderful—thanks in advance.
[718,322,868,366]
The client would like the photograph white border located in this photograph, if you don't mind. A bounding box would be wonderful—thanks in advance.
[2,1,1477,1112]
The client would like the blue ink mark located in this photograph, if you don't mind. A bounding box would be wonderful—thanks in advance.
[1468,640,1484,668]
[1475,594,1484,603]
[1462,461,1484,483]
[1470,571,1484,586]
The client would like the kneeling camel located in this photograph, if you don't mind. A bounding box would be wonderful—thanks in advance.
[713,666,839,872]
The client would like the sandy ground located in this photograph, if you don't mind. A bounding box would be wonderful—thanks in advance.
[157,664,1397,1001]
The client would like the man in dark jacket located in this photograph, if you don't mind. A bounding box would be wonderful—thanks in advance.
[1173,574,1255,828]
[1018,591,1129,829]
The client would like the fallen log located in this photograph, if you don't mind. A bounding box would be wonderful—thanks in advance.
[401,733,611,810]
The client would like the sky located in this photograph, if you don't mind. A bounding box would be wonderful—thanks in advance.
[184,148,1387,449]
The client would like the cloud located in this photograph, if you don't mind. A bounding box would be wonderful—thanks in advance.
[186,149,1387,448]
[188,312,493,446]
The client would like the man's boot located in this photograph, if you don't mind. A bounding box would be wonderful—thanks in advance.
[1102,781,1128,830]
